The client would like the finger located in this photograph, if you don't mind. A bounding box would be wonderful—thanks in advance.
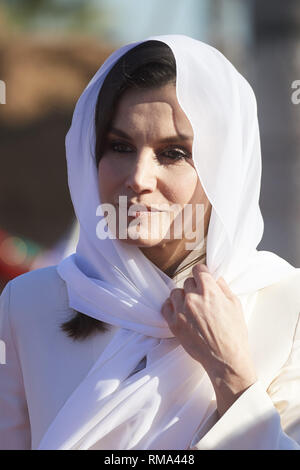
[183,277,198,294]
[216,276,234,298]
[169,288,185,306]
[161,298,173,321]
[195,263,210,273]
[191,263,214,293]
[192,263,226,298]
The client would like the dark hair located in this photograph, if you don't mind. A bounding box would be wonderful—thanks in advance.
[61,40,177,341]
[95,40,176,168]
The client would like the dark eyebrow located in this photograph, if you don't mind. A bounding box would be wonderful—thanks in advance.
[108,127,193,144]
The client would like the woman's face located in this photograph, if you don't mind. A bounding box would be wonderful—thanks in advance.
[98,83,211,269]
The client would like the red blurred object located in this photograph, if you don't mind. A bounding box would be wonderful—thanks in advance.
[0,228,43,283]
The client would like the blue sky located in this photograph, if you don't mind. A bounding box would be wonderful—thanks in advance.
[96,0,212,44]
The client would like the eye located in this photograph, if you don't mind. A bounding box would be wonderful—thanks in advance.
[160,147,192,162]
[107,140,192,163]
[110,141,133,153]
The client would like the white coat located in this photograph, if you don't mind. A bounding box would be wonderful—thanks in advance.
[0,265,300,450]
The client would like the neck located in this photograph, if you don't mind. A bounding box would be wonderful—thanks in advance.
[140,236,205,278]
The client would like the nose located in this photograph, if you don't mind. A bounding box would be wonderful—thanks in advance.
[125,148,157,194]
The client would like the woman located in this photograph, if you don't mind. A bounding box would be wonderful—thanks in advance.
[0,34,299,450]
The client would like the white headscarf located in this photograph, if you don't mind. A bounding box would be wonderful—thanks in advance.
[37,34,296,450]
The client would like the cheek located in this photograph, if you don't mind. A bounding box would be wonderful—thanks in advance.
[166,167,200,205]
[98,158,120,201]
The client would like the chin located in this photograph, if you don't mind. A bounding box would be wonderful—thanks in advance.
[118,235,165,247]
[112,216,174,247]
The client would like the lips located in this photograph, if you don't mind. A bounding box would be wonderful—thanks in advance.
[129,205,161,212]
[117,202,162,212]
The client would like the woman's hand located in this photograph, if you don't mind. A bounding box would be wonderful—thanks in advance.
[161,263,258,416]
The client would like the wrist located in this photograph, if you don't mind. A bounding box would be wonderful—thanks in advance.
[209,366,258,417]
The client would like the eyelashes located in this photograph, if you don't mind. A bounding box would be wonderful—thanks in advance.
[107,140,192,163]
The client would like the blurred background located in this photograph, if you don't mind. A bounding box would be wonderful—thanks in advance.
[0,0,299,291]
